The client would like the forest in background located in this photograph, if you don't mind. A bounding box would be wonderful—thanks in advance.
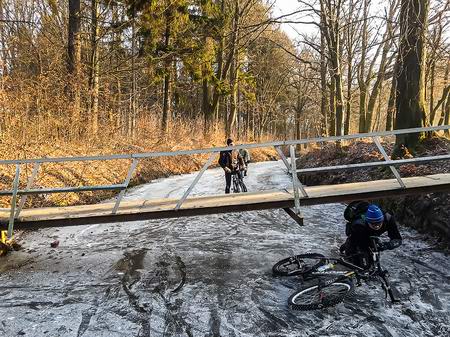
[0,0,449,156]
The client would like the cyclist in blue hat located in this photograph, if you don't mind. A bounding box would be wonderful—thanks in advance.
[340,203,402,268]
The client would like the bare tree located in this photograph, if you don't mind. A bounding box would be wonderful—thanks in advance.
[68,0,81,123]
[88,0,99,135]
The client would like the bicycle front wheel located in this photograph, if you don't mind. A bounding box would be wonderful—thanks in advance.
[272,253,325,276]
[288,278,354,310]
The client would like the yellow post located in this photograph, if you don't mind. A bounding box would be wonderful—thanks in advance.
[0,230,8,256]
[1,230,7,244]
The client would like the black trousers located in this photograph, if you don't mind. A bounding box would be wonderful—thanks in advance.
[225,172,232,194]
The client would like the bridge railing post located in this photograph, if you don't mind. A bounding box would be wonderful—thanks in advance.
[112,159,139,214]
[289,145,308,216]
[274,146,290,173]
[175,152,216,210]
[372,136,406,189]
[15,163,40,219]
[8,165,21,239]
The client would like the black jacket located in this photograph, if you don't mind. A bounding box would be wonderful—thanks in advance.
[344,212,402,254]
[219,150,245,171]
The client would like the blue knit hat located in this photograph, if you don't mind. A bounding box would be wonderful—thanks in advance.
[365,204,384,223]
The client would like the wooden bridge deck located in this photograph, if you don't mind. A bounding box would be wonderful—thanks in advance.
[1,173,450,230]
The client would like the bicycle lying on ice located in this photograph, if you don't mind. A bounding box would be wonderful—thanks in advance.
[272,237,400,310]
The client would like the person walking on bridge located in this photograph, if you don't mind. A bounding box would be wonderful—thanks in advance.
[239,148,250,176]
[218,138,245,194]
[340,202,402,268]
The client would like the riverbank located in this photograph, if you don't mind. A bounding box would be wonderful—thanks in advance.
[297,135,450,243]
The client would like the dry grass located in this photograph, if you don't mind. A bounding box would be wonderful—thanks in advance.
[0,116,277,208]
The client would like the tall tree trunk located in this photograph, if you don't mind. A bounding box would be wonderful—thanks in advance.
[329,73,336,136]
[320,25,328,136]
[429,55,445,126]
[202,74,209,127]
[0,0,7,77]
[386,76,397,131]
[68,0,82,124]
[128,6,137,137]
[428,11,443,125]
[321,1,343,136]
[227,46,239,137]
[345,42,353,135]
[201,39,210,134]
[443,98,450,136]
[358,0,369,133]
[161,12,172,135]
[437,62,449,127]
[394,0,430,154]
[88,0,99,135]
[344,0,356,135]
[334,61,344,136]
[366,0,397,131]
[296,87,306,140]
[211,0,239,135]
[428,59,436,125]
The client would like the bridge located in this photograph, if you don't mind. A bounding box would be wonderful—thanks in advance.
[1,125,450,237]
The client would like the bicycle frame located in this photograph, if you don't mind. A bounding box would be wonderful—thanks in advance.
[231,170,246,193]
[303,237,399,303]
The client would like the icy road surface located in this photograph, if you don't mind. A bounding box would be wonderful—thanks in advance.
[0,161,449,337]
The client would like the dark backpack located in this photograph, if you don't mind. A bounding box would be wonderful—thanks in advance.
[219,151,228,167]
[344,201,370,223]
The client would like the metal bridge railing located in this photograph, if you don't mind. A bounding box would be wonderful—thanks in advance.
[0,125,449,239]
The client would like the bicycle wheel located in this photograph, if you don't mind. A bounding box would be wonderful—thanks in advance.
[232,176,240,193]
[288,278,354,310]
[239,179,247,192]
[272,253,326,277]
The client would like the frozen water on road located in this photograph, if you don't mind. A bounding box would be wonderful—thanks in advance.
[0,161,449,337]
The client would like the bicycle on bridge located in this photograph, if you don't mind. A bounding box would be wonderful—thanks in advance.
[231,169,247,193]
[272,236,399,310]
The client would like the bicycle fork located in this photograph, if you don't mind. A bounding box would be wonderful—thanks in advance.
[379,271,400,303]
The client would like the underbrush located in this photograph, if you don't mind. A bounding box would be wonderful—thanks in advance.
[297,135,450,185]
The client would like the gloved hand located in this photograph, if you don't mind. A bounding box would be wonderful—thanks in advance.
[224,167,231,173]
[377,241,388,251]
[377,240,397,251]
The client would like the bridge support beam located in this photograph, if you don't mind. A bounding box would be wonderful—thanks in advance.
[283,208,304,226]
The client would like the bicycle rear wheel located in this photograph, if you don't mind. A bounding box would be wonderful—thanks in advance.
[272,253,325,276]
[288,278,354,310]
[239,179,247,192]
[232,176,240,193]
